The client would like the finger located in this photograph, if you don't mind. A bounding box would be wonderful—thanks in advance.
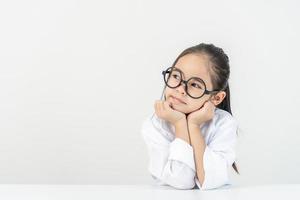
[155,101,162,116]
[155,101,160,111]
[163,101,170,110]
[154,101,159,115]
[208,101,216,112]
[158,101,163,112]
[161,101,165,111]
[209,99,216,106]
[206,100,214,107]
[203,100,210,107]
[203,100,213,111]
[209,100,216,109]
[160,102,166,116]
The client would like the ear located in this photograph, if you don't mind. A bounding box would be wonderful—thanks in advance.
[163,86,167,100]
[210,91,226,106]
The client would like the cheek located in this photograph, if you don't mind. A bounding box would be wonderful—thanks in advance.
[188,99,206,110]
[164,88,172,98]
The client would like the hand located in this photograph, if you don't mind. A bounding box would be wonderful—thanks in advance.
[154,100,186,126]
[187,100,216,127]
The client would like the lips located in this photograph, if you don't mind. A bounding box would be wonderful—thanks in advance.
[170,95,186,104]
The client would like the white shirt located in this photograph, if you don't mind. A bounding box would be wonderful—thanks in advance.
[141,107,238,190]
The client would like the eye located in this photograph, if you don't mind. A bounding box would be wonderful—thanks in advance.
[191,83,202,89]
[172,74,180,79]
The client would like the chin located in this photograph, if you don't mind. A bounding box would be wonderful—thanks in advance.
[170,104,189,114]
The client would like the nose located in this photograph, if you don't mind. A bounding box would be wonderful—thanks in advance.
[175,81,187,95]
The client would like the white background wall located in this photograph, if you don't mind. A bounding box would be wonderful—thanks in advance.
[0,0,299,186]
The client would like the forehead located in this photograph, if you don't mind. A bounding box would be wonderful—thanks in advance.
[174,54,212,86]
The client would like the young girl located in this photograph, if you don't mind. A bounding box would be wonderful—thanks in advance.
[141,43,239,190]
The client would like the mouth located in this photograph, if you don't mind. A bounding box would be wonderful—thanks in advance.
[170,95,187,105]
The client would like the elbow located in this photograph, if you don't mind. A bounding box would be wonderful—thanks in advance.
[173,180,196,190]
[162,171,196,190]
[196,171,229,190]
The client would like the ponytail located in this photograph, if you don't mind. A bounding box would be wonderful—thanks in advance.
[216,84,231,115]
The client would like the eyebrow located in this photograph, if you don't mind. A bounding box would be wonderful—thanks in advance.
[173,66,205,81]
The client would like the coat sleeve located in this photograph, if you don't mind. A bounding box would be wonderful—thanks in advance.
[195,116,238,190]
[141,115,196,190]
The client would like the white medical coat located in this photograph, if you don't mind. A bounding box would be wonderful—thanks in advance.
[141,107,239,190]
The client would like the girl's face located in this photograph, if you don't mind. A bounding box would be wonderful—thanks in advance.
[164,53,217,114]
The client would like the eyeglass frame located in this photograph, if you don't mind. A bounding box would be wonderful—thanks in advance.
[162,67,220,99]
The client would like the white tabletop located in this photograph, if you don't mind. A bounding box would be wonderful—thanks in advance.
[0,184,299,200]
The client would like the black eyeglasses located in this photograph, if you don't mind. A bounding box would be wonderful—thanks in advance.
[162,67,220,99]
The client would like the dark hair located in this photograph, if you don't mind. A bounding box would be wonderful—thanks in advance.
[166,43,239,174]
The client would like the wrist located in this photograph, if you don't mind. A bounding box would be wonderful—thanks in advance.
[188,121,203,129]
[173,118,187,128]
[173,118,190,144]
